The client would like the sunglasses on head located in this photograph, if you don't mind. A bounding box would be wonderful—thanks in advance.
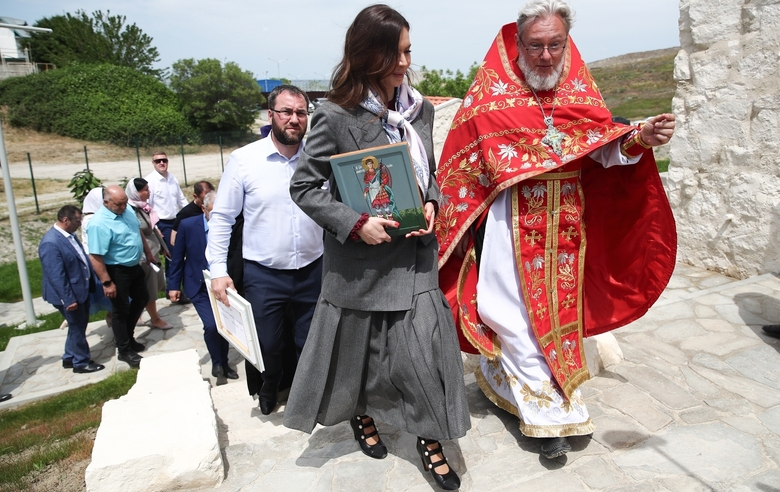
[153,158,168,164]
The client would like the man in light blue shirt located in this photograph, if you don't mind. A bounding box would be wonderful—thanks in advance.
[87,185,154,368]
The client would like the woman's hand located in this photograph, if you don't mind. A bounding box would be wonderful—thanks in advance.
[358,217,397,244]
[405,202,436,238]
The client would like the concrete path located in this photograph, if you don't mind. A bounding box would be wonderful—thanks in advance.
[1,263,779,491]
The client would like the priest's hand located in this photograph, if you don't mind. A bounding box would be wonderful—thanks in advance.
[639,113,676,147]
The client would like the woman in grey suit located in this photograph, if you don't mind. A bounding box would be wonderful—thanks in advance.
[283,5,469,490]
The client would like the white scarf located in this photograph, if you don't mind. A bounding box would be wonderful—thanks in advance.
[359,83,430,193]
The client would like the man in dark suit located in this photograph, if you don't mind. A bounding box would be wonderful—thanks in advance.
[168,191,237,382]
[39,205,105,373]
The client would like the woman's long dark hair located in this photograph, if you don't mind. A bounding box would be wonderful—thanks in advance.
[329,4,410,109]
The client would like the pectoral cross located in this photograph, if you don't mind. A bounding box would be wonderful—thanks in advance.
[541,116,565,156]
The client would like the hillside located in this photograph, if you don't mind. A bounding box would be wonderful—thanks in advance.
[589,47,679,120]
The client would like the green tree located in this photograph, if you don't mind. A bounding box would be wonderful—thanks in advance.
[26,10,162,78]
[0,64,193,145]
[415,63,480,98]
[169,58,265,133]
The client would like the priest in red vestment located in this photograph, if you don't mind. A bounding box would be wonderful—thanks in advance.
[436,0,677,460]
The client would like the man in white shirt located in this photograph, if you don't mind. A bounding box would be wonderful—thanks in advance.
[209,85,323,415]
[145,151,188,295]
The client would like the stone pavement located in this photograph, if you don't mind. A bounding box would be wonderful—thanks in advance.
[0,299,247,409]
[1,263,780,491]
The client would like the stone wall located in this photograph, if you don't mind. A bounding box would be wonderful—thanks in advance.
[668,0,780,278]
[433,98,462,166]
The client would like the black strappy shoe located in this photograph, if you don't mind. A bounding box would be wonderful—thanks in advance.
[349,415,388,459]
[416,437,460,490]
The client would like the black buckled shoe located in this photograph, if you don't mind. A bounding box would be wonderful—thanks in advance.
[349,415,387,459]
[540,436,571,459]
[416,437,460,490]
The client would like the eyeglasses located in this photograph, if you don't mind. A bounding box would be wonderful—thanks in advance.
[519,38,566,57]
[270,108,310,120]
[153,158,168,164]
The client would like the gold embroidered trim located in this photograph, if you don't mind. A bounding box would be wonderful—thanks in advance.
[475,366,595,438]
[457,248,502,359]
[476,364,521,419]
[561,366,591,399]
[528,170,580,180]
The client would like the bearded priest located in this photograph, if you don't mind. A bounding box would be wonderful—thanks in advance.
[436,0,677,461]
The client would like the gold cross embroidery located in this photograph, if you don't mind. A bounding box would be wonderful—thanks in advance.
[536,304,548,319]
[561,226,578,241]
[525,230,542,246]
[561,293,576,309]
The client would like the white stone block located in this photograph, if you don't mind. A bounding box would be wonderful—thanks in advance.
[584,333,624,377]
[85,349,223,492]
[674,50,691,81]
[671,0,780,278]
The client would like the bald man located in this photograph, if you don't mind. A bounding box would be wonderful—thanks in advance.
[87,185,154,368]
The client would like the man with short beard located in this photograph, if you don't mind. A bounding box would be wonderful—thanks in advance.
[436,0,677,460]
[208,85,323,415]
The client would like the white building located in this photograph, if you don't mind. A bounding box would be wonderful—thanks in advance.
[0,16,52,80]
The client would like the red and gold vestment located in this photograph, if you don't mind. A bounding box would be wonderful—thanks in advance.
[436,23,677,399]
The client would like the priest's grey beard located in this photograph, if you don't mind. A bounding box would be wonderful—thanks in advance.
[518,55,564,91]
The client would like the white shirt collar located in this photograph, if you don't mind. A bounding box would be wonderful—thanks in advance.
[53,223,72,238]
[259,134,304,162]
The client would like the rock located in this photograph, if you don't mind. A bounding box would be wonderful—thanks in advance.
[584,332,624,376]
[670,0,780,278]
[85,349,223,492]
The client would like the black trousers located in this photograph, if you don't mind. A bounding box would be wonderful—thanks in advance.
[106,264,149,353]
[243,257,322,386]
[157,219,175,289]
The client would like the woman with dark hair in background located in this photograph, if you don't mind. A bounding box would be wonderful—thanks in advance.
[283,5,469,490]
[126,178,173,330]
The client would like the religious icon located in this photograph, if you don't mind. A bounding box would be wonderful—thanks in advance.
[330,142,427,236]
[361,155,400,220]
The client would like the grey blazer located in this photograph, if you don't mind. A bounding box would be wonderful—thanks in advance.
[290,99,440,312]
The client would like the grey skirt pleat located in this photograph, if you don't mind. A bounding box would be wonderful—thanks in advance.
[283,289,471,441]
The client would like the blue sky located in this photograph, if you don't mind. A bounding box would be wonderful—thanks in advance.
[8,1,680,80]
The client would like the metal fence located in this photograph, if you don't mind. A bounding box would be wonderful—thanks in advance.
[9,130,266,216]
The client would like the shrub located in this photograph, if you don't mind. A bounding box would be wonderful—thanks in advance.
[68,169,102,205]
[0,64,194,145]
[170,58,264,133]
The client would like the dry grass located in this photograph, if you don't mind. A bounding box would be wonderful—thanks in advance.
[3,125,137,164]
[0,178,70,199]
[0,371,137,492]
[591,51,677,120]
[0,430,93,492]
[3,125,241,165]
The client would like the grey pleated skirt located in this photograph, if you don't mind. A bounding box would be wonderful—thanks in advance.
[283,289,471,441]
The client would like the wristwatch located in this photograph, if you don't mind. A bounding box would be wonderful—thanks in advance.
[102,279,113,287]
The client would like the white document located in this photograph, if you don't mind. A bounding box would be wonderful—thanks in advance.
[203,270,265,372]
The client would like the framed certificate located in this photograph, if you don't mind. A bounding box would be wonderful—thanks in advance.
[330,142,427,236]
[203,270,264,373]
